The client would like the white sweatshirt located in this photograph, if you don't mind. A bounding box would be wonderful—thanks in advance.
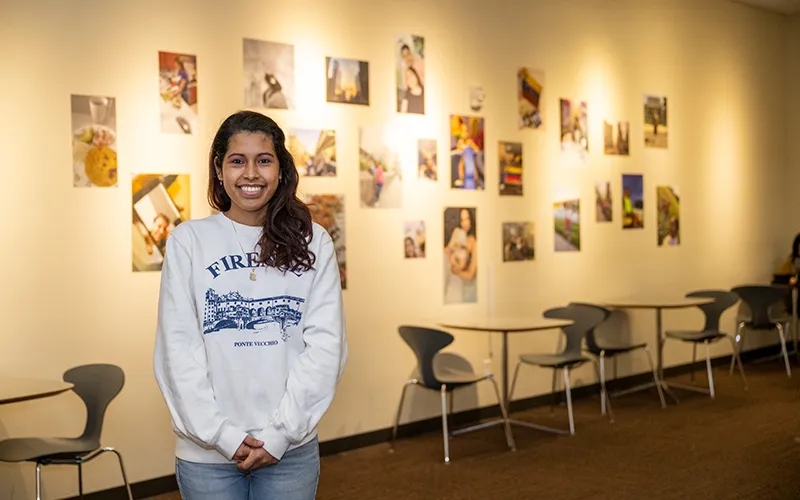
[153,213,347,464]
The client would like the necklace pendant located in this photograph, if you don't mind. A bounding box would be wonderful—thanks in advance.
[249,269,257,281]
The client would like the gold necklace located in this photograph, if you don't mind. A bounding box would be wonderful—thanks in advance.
[229,217,258,281]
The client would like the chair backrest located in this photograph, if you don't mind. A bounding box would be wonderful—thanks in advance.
[685,290,739,331]
[544,304,608,357]
[732,285,789,328]
[398,326,454,390]
[567,303,611,354]
[63,364,125,443]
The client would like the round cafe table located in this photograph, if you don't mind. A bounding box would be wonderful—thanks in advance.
[0,378,74,406]
[438,317,574,441]
[602,297,714,401]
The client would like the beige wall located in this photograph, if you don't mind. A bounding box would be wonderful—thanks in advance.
[0,0,792,498]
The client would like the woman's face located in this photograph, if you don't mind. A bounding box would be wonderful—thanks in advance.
[405,239,415,257]
[460,123,469,139]
[216,132,280,222]
[459,209,472,232]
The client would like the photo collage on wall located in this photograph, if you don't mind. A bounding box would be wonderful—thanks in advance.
[63,31,679,302]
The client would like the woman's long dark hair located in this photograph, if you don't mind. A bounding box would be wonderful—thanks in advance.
[793,233,800,261]
[207,111,315,273]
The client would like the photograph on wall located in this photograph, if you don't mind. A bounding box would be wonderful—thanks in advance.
[657,185,680,246]
[595,180,612,222]
[243,38,295,110]
[498,141,523,196]
[644,94,667,148]
[603,120,629,155]
[622,174,644,229]
[404,220,426,259]
[396,35,425,114]
[417,139,437,181]
[158,51,198,135]
[306,194,347,289]
[132,174,190,272]
[71,94,118,188]
[554,200,580,252]
[287,129,336,177]
[560,98,588,158]
[518,68,544,129]
[444,207,477,304]
[469,86,485,112]
[326,57,369,106]
[359,127,402,208]
[502,222,535,262]
[449,115,485,190]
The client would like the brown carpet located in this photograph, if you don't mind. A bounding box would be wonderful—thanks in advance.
[150,363,800,500]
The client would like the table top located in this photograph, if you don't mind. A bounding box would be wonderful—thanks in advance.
[0,378,74,405]
[603,297,715,310]
[438,317,574,333]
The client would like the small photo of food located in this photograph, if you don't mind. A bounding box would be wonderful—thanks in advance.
[71,94,118,188]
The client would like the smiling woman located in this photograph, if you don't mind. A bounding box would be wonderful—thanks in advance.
[154,110,348,500]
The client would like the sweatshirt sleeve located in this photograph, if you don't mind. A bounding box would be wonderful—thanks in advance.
[253,231,348,459]
[153,232,248,461]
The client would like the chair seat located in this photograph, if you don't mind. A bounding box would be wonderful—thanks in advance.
[587,343,647,356]
[0,437,98,463]
[518,353,589,368]
[664,329,725,342]
[434,367,487,387]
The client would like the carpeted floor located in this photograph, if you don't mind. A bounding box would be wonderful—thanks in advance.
[150,362,800,500]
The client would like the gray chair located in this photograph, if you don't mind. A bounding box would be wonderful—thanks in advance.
[573,303,666,419]
[663,290,747,398]
[731,285,792,378]
[0,364,133,500]
[508,304,609,435]
[390,326,514,463]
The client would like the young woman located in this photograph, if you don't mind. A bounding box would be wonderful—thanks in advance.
[154,111,348,499]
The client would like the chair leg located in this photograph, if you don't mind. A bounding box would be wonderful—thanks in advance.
[563,368,575,435]
[509,361,522,403]
[105,448,133,500]
[613,357,618,381]
[487,376,516,451]
[727,334,748,390]
[440,385,450,463]
[594,355,614,423]
[78,461,83,497]
[643,346,667,409]
[777,323,792,378]
[35,462,42,500]
[549,364,559,414]
[390,380,416,450]
[705,341,715,399]
[691,344,697,382]
[730,323,745,375]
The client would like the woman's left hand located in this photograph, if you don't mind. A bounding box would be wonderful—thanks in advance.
[237,447,278,471]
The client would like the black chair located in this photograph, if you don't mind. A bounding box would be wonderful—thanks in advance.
[731,285,792,378]
[571,303,666,419]
[0,364,133,499]
[663,291,747,398]
[390,326,514,463]
[508,304,609,435]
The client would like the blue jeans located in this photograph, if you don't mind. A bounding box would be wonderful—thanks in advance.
[176,437,320,500]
